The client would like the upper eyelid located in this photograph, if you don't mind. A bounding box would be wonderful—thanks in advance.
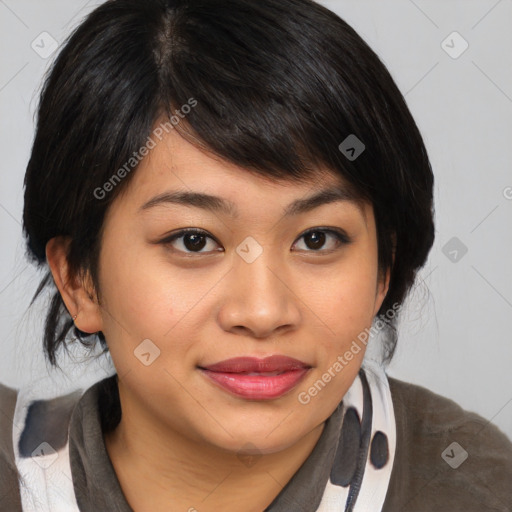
[158,228,221,250]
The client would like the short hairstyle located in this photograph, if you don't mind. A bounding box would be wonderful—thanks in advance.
[22,0,435,368]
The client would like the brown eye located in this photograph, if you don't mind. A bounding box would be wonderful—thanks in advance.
[160,229,222,254]
[304,231,326,250]
[182,233,208,251]
[293,228,350,253]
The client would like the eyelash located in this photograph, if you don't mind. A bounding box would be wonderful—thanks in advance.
[157,227,351,255]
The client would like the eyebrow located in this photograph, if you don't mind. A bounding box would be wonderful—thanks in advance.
[139,187,365,219]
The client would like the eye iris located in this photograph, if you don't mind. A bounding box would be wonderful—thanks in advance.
[184,233,206,251]
[305,231,326,250]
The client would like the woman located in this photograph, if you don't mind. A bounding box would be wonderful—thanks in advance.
[1,0,511,510]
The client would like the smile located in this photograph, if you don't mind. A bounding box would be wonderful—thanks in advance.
[198,355,311,400]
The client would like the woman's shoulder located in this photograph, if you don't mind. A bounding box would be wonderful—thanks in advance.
[0,381,23,511]
[388,375,512,438]
[0,381,19,461]
[0,379,86,512]
[384,376,512,511]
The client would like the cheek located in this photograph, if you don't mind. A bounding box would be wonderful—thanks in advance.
[301,257,379,369]
[96,234,171,340]
[307,263,378,329]
[97,239,206,358]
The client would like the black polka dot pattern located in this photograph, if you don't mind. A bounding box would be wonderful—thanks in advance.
[330,407,362,487]
[370,430,389,469]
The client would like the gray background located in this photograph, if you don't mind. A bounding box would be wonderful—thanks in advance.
[1,0,511,439]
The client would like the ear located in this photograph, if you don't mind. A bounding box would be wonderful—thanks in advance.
[45,236,103,334]
[373,233,396,316]
[373,266,391,317]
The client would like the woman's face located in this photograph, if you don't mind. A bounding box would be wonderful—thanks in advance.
[94,128,389,454]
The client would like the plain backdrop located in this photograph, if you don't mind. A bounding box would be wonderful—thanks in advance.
[1,0,511,440]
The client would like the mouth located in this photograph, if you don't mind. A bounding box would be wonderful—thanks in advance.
[198,355,311,400]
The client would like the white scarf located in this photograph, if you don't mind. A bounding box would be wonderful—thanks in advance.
[316,358,396,511]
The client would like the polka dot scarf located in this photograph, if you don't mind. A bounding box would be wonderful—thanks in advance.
[316,358,396,511]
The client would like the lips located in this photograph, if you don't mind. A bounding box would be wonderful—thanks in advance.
[200,355,310,374]
[199,355,311,400]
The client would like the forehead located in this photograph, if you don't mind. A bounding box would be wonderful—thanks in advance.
[115,128,370,225]
[140,129,344,186]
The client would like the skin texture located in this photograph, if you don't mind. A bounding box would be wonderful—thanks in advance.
[47,127,390,512]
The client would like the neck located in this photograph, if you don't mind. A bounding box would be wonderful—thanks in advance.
[104,396,325,512]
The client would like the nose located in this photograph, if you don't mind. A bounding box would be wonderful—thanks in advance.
[216,252,302,339]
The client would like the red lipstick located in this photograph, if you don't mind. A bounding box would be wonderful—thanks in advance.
[199,355,311,400]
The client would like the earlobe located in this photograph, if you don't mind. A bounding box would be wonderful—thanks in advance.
[45,236,103,334]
